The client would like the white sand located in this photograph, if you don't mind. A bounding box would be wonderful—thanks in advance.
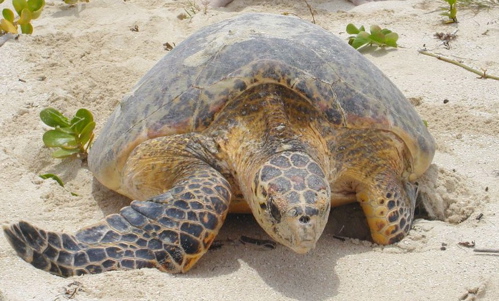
[1,0,498,300]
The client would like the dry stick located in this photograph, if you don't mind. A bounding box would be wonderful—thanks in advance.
[474,248,499,253]
[302,0,316,24]
[418,49,499,81]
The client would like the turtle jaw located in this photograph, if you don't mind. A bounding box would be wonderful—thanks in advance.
[290,240,316,254]
[282,221,322,254]
[290,242,316,254]
[271,206,330,254]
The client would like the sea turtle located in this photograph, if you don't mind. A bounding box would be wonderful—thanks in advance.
[3,13,435,277]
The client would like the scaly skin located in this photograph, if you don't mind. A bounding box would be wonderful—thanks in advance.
[3,79,420,277]
[3,82,419,277]
[3,13,435,278]
[331,129,416,244]
[210,84,333,253]
[3,135,232,276]
[250,151,331,253]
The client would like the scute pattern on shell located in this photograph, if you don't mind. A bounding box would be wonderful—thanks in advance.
[88,13,434,192]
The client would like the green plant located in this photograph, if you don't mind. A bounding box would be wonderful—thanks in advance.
[0,0,45,35]
[441,0,458,23]
[39,173,64,186]
[40,108,95,159]
[346,24,398,50]
[39,173,78,196]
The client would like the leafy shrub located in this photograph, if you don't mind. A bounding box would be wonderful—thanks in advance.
[40,108,95,159]
[346,24,398,50]
[0,0,45,35]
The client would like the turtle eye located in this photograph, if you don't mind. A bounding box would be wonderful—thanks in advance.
[268,196,281,223]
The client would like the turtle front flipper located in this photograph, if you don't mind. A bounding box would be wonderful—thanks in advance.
[356,172,417,245]
[4,157,232,277]
[334,130,418,245]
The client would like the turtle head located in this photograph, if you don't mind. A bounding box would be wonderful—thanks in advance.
[250,151,331,254]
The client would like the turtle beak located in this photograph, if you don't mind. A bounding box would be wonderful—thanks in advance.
[285,213,322,254]
[290,240,316,254]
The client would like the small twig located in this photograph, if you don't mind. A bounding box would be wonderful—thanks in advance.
[68,288,78,299]
[474,248,499,253]
[239,235,276,249]
[418,49,499,80]
[332,235,346,242]
[301,0,316,24]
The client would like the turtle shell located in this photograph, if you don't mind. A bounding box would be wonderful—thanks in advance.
[88,13,435,193]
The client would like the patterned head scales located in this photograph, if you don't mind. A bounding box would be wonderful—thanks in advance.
[251,152,331,253]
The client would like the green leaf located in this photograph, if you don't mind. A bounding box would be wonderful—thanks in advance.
[27,0,44,11]
[0,18,17,34]
[381,28,392,35]
[40,108,71,127]
[27,0,44,19]
[79,121,95,146]
[346,23,360,34]
[20,22,33,34]
[39,173,64,187]
[369,31,386,45]
[369,25,382,34]
[56,126,77,135]
[12,0,28,16]
[351,32,371,49]
[51,148,81,158]
[71,109,94,134]
[59,142,80,150]
[43,130,77,148]
[384,32,399,47]
[18,8,32,25]
[450,6,457,18]
[350,38,368,49]
[0,0,5,5]
[2,9,15,22]
[40,173,78,195]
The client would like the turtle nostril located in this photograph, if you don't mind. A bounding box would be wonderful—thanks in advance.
[299,215,310,224]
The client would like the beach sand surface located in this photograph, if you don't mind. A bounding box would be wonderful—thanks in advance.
[0,0,498,300]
